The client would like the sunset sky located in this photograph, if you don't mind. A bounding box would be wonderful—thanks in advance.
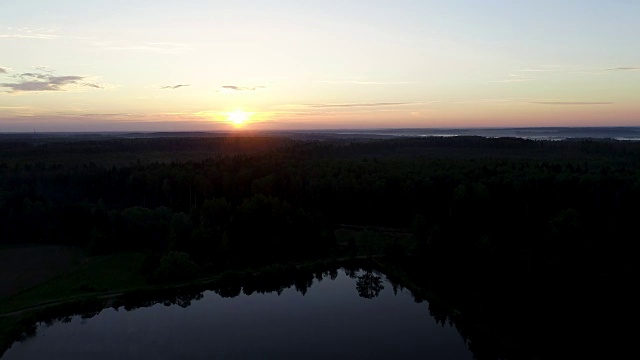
[1,1,639,131]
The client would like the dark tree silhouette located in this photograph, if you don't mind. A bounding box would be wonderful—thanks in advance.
[355,270,384,299]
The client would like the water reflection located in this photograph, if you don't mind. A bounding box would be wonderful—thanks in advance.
[355,270,384,299]
[3,266,477,360]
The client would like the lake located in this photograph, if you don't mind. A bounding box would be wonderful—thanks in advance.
[2,268,474,359]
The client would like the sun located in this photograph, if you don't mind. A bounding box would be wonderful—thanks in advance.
[227,110,251,126]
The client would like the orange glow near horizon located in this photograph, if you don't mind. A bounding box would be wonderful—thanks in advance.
[226,110,251,127]
[1,2,639,132]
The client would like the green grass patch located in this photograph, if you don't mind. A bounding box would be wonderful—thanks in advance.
[335,226,416,257]
[0,252,146,315]
[0,315,20,355]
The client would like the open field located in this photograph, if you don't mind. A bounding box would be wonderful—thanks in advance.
[0,251,146,315]
[0,246,84,299]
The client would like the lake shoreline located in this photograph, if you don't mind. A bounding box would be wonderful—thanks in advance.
[1,254,539,359]
[0,256,374,356]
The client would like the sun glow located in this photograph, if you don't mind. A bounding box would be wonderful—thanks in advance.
[227,110,251,127]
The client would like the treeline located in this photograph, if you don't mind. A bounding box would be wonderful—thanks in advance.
[1,135,637,357]
[1,136,638,270]
[7,261,506,359]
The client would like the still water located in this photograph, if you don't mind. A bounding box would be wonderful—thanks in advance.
[3,269,474,359]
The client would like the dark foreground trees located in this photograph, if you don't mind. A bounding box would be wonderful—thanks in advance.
[1,134,637,358]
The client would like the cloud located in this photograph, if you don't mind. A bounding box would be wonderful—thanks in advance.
[93,41,192,54]
[220,85,266,91]
[517,68,552,72]
[605,67,640,71]
[317,80,414,85]
[492,74,533,83]
[0,33,58,40]
[451,98,532,104]
[0,72,102,93]
[0,27,59,40]
[492,78,533,83]
[516,66,568,72]
[160,84,190,89]
[530,101,613,105]
[0,67,7,74]
[304,102,413,108]
[18,72,49,80]
[73,113,130,117]
[516,65,639,75]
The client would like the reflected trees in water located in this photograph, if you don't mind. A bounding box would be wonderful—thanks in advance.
[355,270,384,299]
[2,265,532,360]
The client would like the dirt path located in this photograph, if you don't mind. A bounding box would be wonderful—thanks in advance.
[0,255,377,318]
[0,292,124,318]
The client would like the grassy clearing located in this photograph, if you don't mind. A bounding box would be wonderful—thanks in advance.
[335,225,416,257]
[0,245,84,298]
[0,226,412,316]
[0,250,146,355]
[0,252,146,315]
[0,315,22,355]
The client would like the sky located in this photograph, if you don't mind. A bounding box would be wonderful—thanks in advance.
[1,0,639,132]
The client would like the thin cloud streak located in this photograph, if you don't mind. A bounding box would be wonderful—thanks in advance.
[0,27,59,40]
[492,78,533,83]
[605,67,640,71]
[1,72,102,93]
[317,80,415,85]
[220,85,266,91]
[516,65,573,73]
[530,101,613,105]
[74,113,130,117]
[93,41,192,54]
[0,34,57,39]
[492,74,533,83]
[305,102,413,108]
[160,84,190,89]
[517,68,553,72]
[18,73,49,80]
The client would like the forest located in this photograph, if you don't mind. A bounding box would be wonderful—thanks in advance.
[0,133,636,359]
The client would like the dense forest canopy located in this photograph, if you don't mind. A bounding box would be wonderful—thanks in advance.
[1,133,636,358]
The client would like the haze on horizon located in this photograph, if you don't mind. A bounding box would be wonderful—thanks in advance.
[1,1,639,132]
